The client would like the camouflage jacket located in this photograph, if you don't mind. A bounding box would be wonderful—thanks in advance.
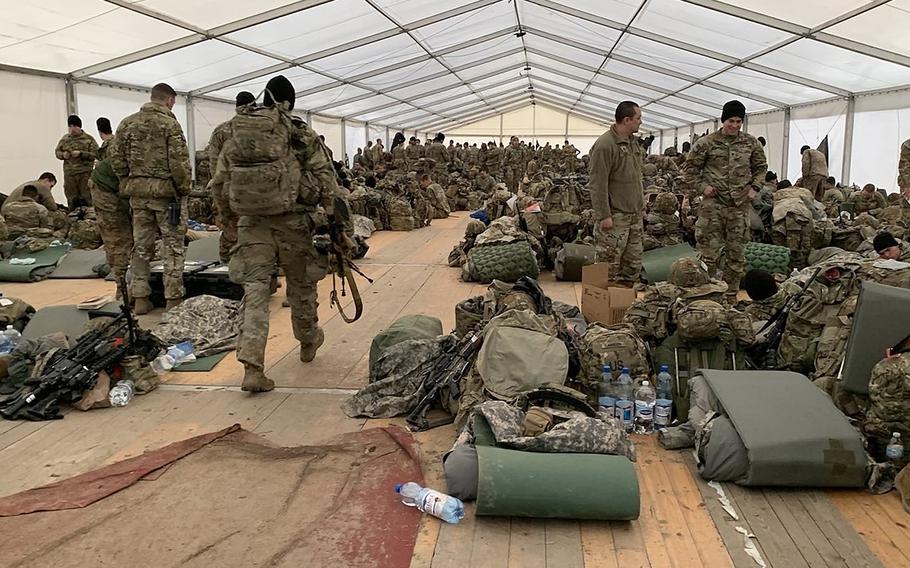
[863,351,910,444]
[899,137,910,189]
[425,141,448,165]
[207,117,236,165]
[682,129,767,207]
[4,181,58,212]
[502,145,525,170]
[848,190,887,213]
[4,198,50,237]
[55,131,99,174]
[111,102,191,198]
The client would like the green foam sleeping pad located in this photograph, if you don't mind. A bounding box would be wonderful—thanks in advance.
[744,242,791,274]
[469,241,539,283]
[641,243,697,283]
[473,416,640,520]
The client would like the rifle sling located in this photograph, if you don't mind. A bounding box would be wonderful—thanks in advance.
[331,264,363,324]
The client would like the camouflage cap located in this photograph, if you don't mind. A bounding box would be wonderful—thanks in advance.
[653,192,678,215]
[669,257,728,295]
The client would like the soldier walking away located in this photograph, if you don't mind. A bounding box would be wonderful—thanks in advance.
[587,101,646,286]
[208,91,256,263]
[90,117,133,291]
[682,100,767,294]
[111,83,191,315]
[218,75,341,392]
[55,114,99,208]
[798,144,828,201]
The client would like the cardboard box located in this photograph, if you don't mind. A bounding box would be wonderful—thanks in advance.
[581,264,636,325]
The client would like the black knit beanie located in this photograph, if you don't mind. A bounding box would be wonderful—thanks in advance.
[263,75,295,111]
[721,100,746,123]
[236,91,256,107]
[743,269,777,301]
[68,114,82,128]
[873,232,899,253]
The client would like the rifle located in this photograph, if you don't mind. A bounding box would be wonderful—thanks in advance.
[406,331,484,432]
[320,196,373,323]
[0,278,160,421]
[745,266,823,370]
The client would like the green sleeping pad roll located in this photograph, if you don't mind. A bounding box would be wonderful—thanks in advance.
[744,242,791,274]
[475,445,640,520]
[469,241,539,283]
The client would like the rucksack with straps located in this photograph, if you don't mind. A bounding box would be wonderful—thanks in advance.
[225,105,301,216]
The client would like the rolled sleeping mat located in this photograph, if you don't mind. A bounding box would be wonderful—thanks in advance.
[641,243,696,283]
[468,241,540,283]
[744,242,790,274]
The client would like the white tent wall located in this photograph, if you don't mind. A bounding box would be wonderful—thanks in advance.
[191,98,237,153]
[0,70,67,204]
[310,115,344,162]
[786,99,848,184]
[850,89,910,191]
[345,121,367,166]
[368,125,387,149]
[745,111,786,178]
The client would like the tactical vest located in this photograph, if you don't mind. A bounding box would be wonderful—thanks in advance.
[225,106,301,216]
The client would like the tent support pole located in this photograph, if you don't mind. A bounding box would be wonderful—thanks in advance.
[842,95,855,185]
[186,95,197,180]
[781,106,791,179]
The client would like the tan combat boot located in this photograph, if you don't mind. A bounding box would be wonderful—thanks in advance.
[134,297,154,315]
[165,298,183,312]
[299,328,325,363]
[241,365,275,392]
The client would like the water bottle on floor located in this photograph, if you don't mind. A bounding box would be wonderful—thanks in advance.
[655,365,673,428]
[615,367,634,432]
[3,325,21,348]
[597,364,615,416]
[886,433,904,462]
[634,380,656,434]
[395,482,465,524]
[109,379,135,407]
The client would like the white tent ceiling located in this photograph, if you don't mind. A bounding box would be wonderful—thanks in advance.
[3,0,910,132]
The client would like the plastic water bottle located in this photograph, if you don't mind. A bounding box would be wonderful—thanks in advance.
[597,364,615,416]
[634,380,656,433]
[886,433,904,461]
[150,341,195,373]
[655,365,674,428]
[109,379,135,407]
[3,325,21,348]
[615,367,634,432]
[395,482,465,524]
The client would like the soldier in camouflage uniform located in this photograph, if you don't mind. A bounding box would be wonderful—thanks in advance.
[111,83,191,315]
[3,186,50,238]
[501,136,524,193]
[588,101,646,285]
[6,173,58,212]
[215,75,340,392]
[562,140,578,174]
[55,115,99,209]
[425,133,449,185]
[404,137,422,171]
[862,336,910,461]
[484,140,502,176]
[899,137,910,198]
[847,184,887,214]
[208,91,256,263]
[682,101,767,292]
[90,117,133,286]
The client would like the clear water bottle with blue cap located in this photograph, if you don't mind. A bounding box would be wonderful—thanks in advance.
[615,367,634,432]
[655,364,673,427]
[395,482,465,524]
[598,364,615,416]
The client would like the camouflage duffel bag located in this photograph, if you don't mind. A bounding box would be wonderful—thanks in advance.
[455,296,485,337]
[675,300,728,343]
[467,242,540,283]
[744,242,790,274]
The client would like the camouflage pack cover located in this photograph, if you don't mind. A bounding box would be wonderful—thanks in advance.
[386,198,414,231]
[675,299,728,342]
[580,323,650,381]
[466,241,539,283]
[622,281,680,342]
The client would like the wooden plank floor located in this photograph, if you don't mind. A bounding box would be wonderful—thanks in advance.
[0,212,907,567]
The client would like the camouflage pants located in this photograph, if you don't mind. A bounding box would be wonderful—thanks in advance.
[90,183,132,278]
[772,214,813,271]
[130,196,186,300]
[63,170,92,209]
[594,211,643,283]
[229,212,328,371]
[695,199,749,291]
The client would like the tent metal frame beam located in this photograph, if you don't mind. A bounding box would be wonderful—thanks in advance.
[412,97,531,132]
[300,28,515,97]
[523,27,790,109]
[410,92,530,130]
[396,90,525,129]
[530,90,672,130]
[309,45,524,113]
[681,0,910,69]
[186,0,503,96]
[373,81,527,127]
[364,75,525,124]
[525,0,850,96]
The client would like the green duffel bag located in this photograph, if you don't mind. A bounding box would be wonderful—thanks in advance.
[555,242,596,281]
[369,314,443,381]
[744,242,790,274]
[468,241,540,283]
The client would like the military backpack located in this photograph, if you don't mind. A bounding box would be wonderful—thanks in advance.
[225,105,301,216]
